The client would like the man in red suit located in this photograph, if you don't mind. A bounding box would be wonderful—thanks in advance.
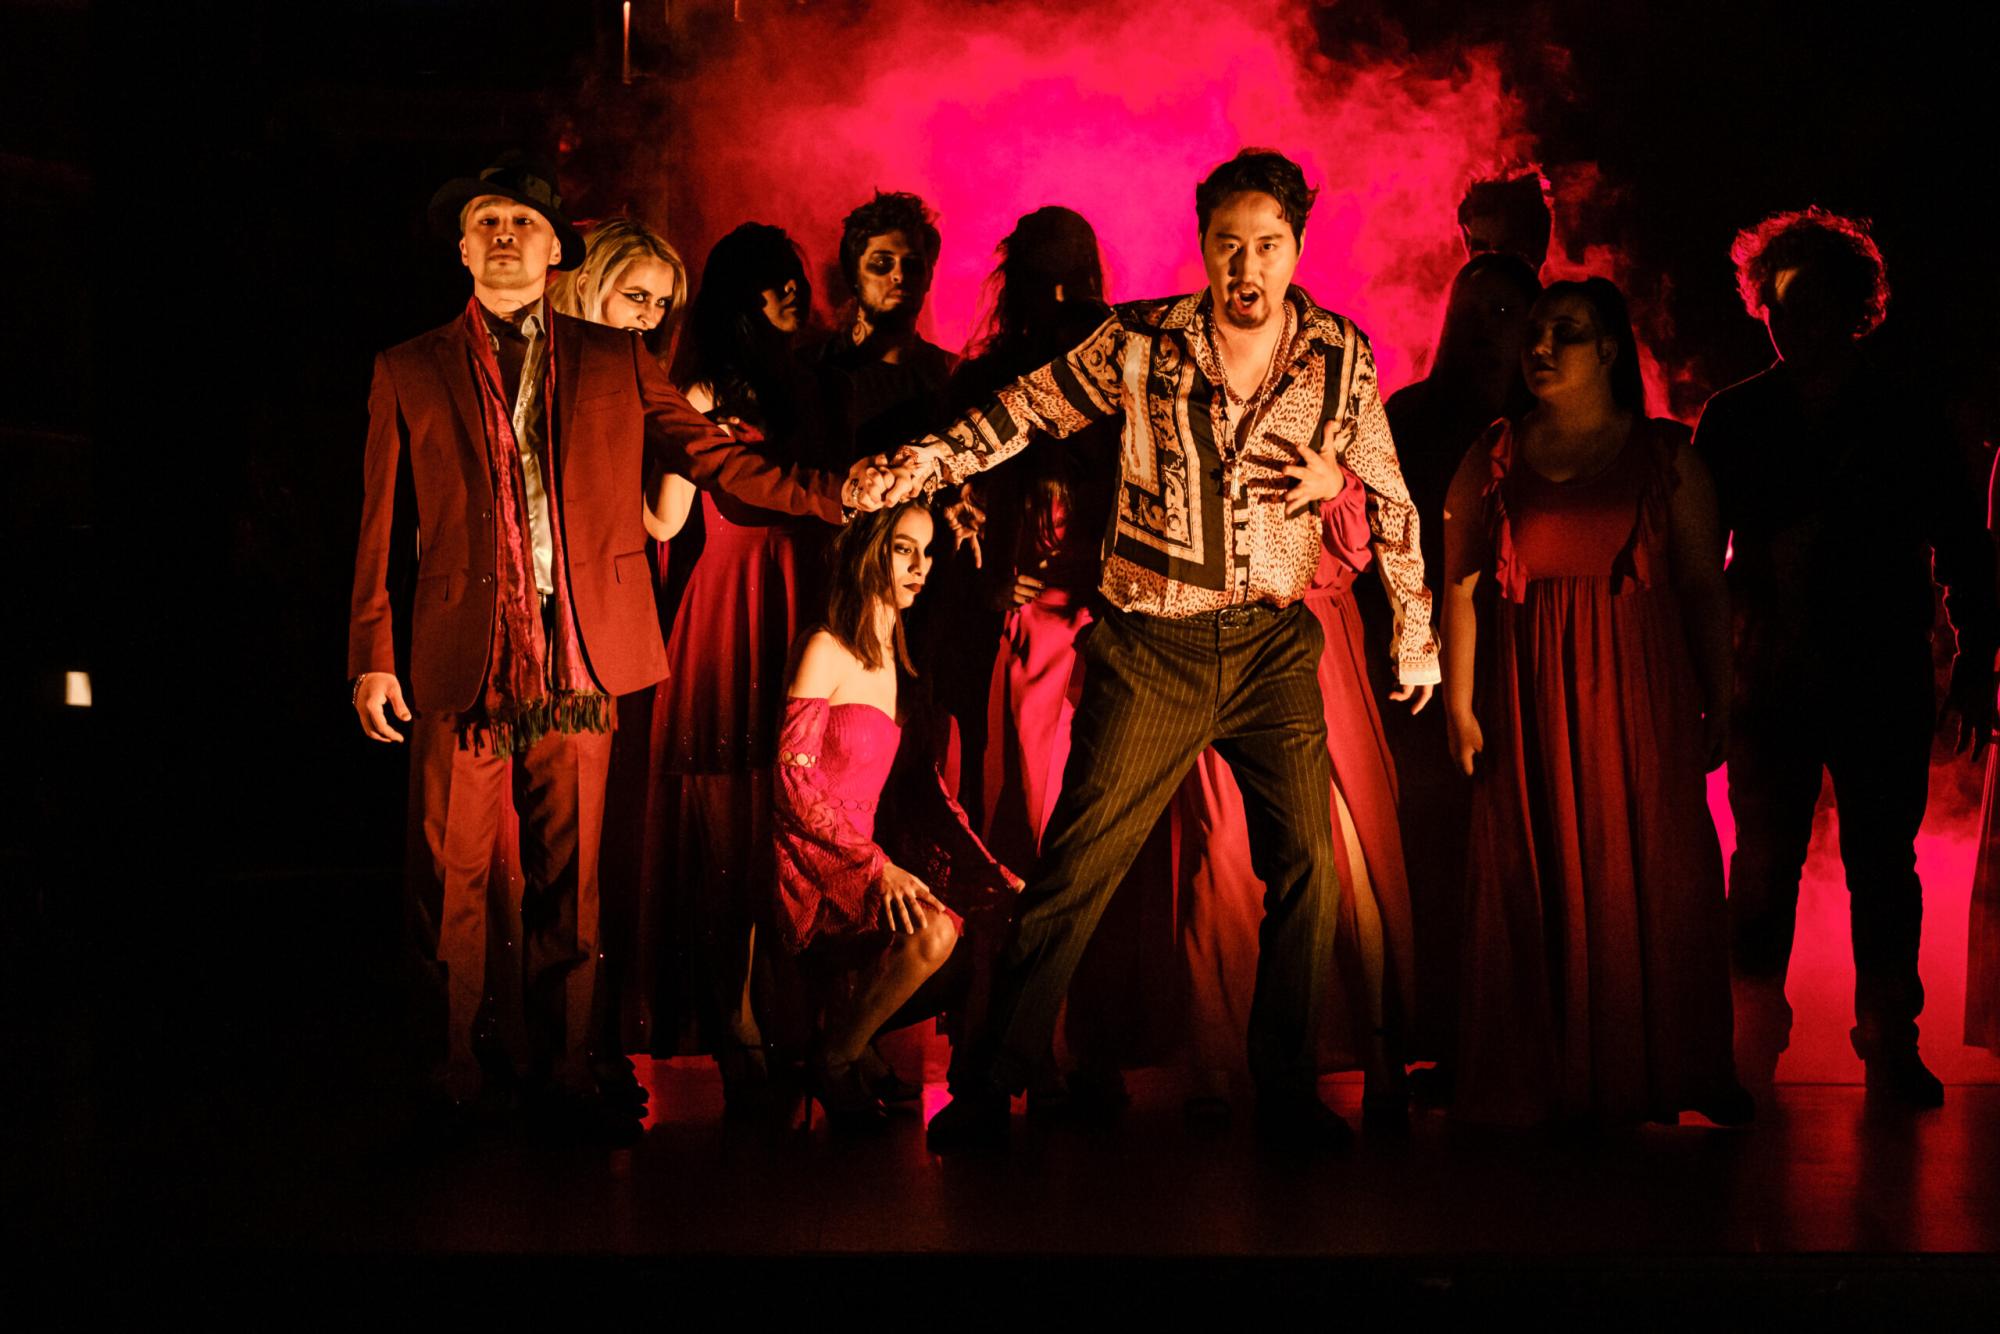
[348,153,896,1136]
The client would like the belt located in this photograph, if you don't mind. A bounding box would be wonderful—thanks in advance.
[1213,602,1279,627]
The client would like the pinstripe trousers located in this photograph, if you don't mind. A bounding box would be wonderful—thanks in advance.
[975,600,1343,1097]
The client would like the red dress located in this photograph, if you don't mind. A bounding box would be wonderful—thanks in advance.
[976,451,1180,1070]
[773,697,1016,954]
[1174,472,1415,1076]
[1453,419,1737,1126]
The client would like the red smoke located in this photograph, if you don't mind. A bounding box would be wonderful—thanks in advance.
[608,0,1997,1084]
[658,0,1532,391]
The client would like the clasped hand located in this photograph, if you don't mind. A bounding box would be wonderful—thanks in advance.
[841,445,938,512]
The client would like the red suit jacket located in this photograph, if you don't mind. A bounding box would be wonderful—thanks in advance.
[349,309,843,711]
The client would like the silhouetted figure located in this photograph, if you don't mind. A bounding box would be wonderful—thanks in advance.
[949,207,1172,1112]
[1457,170,1552,273]
[1376,254,1539,1082]
[1444,279,1749,1128]
[1695,209,1998,1106]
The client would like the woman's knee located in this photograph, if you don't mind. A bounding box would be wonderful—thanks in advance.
[913,914,959,972]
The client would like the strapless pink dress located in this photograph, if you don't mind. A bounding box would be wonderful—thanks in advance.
[773,697,1017,954]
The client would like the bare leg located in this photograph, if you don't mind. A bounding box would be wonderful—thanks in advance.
[728,922,763,1047]
[822,915,959,1066]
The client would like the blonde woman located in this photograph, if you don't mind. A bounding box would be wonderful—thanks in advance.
[552,216,696,539]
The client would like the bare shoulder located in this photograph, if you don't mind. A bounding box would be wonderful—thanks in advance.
[685,382,716,415]
[789,629,857,698]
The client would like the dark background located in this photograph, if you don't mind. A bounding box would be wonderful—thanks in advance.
[3,0,1995,1248]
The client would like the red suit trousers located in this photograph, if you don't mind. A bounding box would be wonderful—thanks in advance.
[409,708,613,1094]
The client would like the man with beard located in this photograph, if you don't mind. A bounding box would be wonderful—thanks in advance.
[819,190,958,462]
[902,149,1439,1152]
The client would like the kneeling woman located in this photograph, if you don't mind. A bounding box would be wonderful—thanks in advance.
[774,501,1020,1129]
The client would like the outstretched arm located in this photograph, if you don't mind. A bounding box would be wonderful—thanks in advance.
[898,312,1128,492]
[635,340,889,521]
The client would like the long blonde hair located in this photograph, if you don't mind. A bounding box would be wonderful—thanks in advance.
[550,216,690,368]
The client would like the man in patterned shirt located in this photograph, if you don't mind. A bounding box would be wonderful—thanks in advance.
[909,149,1439,1152]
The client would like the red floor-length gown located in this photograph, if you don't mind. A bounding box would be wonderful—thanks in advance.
[1453,419,1737,1126]
[976,455,1179,1070]
[642,488,827,1053]
[1174,473,1415,1078]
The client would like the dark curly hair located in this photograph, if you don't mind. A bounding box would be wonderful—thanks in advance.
[838,191,942,295]
[1730,206,1889,335]
[1195,148,1318,242]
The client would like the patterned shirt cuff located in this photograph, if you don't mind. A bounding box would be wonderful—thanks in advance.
[1397,656,1442,688]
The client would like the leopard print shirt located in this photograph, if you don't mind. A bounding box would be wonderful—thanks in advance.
[922,288,1438,685]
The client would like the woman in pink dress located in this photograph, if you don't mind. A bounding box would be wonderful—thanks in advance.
[1443,278,1751,1128]
[775,501,1019,1130]
[648,223,836,1116]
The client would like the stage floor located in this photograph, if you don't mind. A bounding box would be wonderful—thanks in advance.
[139,1060,2000,1258]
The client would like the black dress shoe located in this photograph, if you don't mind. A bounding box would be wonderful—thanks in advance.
[1864,1050,1945,1108]
[925,1090,1010,1153]
[1254,1093,1353,1152]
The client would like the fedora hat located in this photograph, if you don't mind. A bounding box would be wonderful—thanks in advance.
[428,150,584,271]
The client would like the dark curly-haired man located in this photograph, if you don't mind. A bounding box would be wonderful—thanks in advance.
[1694,206,1997,1108]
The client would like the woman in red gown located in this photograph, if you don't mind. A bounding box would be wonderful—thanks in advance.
[774,502,1019,1130]
[1443,278,1751,1128]
[647,224,837,1116]
[946,208,1179,1103]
